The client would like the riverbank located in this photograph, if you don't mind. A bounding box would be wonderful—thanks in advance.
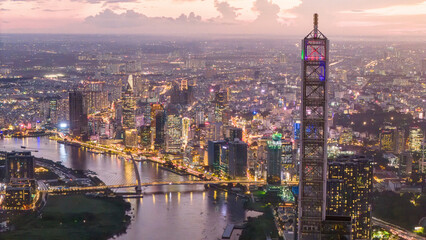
[0,195,131,240]
[0,137,254,240]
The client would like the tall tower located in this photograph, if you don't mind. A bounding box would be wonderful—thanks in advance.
[298,13,329,239]
[122,75,136,129]
[69,91,88,141]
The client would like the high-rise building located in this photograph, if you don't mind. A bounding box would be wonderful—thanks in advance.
[327,155,373,240]
[122,75,136,129]
[182,117,191,147]
[208,140,226,172]
[2,151,36,211]
[213,89,228,124]
[281,140,296,181]
[195,110,204,126]
[379,126,405,154]
[228,139,247,179]
[150,103,164,148]
[321,216,352,239]
[124,129,138,148]
[84,81,108,114]
[298,14,329,239]
[408,126,424,152]
[170,80,194,105]
[166,105,182,153]
[229,127,243,142]
[5,151,35,182]
[267,133,282,185]
[69,91,88,140]
[154,110,166,149]
[139,125,151,148]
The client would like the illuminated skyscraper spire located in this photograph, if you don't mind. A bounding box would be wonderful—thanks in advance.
[298,13,329,239]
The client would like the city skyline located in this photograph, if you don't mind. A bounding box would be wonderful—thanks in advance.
[0,0,426,36]
[0,7,425,240]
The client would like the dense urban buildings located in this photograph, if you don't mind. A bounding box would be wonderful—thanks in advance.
[0,8,425,240]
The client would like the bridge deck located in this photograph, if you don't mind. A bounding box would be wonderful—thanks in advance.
[41,180,297,194]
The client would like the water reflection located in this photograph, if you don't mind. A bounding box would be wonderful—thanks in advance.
[0,137,249,240]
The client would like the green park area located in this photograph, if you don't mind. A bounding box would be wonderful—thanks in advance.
[239,190,283,240]
[1,195,131,240]
[373,191,426,237]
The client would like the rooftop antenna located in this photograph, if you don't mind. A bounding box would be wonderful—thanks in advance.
[314,13,319,38]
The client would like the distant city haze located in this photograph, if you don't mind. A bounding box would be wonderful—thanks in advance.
[0,0,425,37]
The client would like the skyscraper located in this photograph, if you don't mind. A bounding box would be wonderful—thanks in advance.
[69,91,88,140]
[408,126,424,152]
[6,151,35,182]
[298,13,329,239]
[166,105,182,153]
[229,127,243,142]
[379,125,405,154]
[228,139,247,179]
[208,140,226,172]
[140,125,151,148]
[154,110,166,149]
[122,75,136,129]
[83,80,108,114]
[327,155,373,240]
[267,133,282,185]
[182,117,191,147]
[170,80,194,105]
[213,89,228,124]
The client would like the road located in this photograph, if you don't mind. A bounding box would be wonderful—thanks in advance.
[373,217,425,240]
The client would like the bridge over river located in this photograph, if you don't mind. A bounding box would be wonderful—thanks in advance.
[42,180,299,194]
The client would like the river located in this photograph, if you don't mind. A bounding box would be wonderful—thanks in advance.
[0,137,250,240]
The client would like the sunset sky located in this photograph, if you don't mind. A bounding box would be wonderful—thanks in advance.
[0,0,425,36]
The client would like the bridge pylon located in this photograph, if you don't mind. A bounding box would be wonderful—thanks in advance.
[127,151,143,195]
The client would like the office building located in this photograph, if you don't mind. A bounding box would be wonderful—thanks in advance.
[182,117,191,147]
[229,139,247,179]
[150,103,164,148]
[84,80,108,114]
[124,129,138,148]
[166,105,183,153]
[170,80,194,105]
[69,91,88,140]
[213,89,228,124]
[379,126,405,154]
[408,126,424,152]
[6,151,35,181]
[140,125,151,148]
[229,127,243,142]
[267,133,282,185]
[154,110,166,149]
[122,75,136,129]
[327,155,373,240]
[321,216,352,239]
[208,140,226,173]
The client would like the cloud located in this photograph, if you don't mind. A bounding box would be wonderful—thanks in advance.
[341,1,426,16]
[214,0,239,21]
[43,9,71,12]
[84,9,204,30]
[83,0,138,3]
[252,0,280,23]
[85,9,148,28]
